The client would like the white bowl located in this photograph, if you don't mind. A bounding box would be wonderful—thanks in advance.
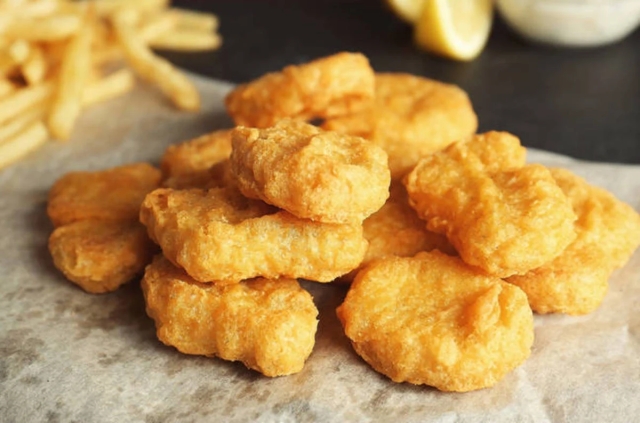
[496,0,640,47]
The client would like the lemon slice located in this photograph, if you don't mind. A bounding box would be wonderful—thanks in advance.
[385,0,425,24]
[414,0,494,61]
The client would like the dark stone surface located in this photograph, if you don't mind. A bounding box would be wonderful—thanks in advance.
[164,0,640,164]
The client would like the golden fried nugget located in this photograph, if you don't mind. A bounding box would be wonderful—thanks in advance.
[340,182,456,282]
[47,163,162,227]
[225,52,375,128]
[507,168,640,315]
[323,73,478,179]
[142,255,318,377]
[140,187,368,282]
[160,129,233,189]
[207,159,237,188]
[49,219,157,294]
[231,119,390,224]
[337,251,534,392]
[165,158,237,191]
[404,132,576,277]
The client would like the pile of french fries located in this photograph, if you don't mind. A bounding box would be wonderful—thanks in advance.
[0,0,221,170]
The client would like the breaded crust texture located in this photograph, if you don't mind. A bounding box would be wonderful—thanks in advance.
[231,119,390,223]
[507,168,640,315]
[47,163,161,293]
[324,73,478,179]
[139,187,368,282]
[337,251,534,392]
[225,52,375,128]
[362,182,455,260]
[142,256,318,377]
[49,220,156,294]
[160,129,233,189]
[404,132,577,277]
[47,163,162,227]
[340,182,455,282]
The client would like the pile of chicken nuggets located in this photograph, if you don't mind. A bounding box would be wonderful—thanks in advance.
[46,52,640,391]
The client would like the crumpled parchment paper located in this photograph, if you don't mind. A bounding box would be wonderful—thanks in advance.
[1,74,639,423]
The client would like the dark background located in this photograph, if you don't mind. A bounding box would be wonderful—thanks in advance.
[162,0,640,164]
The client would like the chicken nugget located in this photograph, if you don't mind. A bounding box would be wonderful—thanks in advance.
[337,251,534,392]
[507,168,640,315]
[47,163,161,227]
[49,219,157,294]
[340,182,456,282]
[142,255,318,377]
[404,132,576,277]
[140,187,368,282]
[323,73,478,179]
[231,119,390,224]
[160,129,233,189]
[225,52,375,128]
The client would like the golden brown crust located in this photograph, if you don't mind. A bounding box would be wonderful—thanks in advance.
[47,163,161,227]
[404,132,577,277]
[142,255,318,377]
[507,168,640,315]
[160,129,233,189]
[230,119,390,223]
[139,187,368,282]
[339,182,456,282]
[225,52,375,128]
[337,251,534,392]
[49,219,157,294]
[323,73,478,179]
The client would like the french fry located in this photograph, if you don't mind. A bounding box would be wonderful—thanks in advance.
[42,41,66,69]
[88,16,112,48]
[86,65,103,85]
[0,79,16,98]
[0,0,222,170]
[0,0,59,18]
[0,53,18,77]
[148,30,222,51]
[0,0,25,9]
[82,68,135,106]
[171,8,219,32]
[0,120,49,170]
[21,45,48,85]
[0,82,53,125]
[92,44,123,66]
[93,0,169,17]
[3,14,82,41]
[112,11,200,111]
[0,105,47,141]
[48,11,94,141]
[8,39,31,64]
[138,12,177,43]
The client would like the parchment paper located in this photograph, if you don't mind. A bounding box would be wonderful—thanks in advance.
[1,74,639,423]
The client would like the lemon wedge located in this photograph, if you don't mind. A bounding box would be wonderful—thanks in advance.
[385,0,425,24]
[414,0,494,61]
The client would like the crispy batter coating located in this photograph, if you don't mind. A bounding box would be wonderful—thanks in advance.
[231,119,390,223]
[160,129,233,189]
[323,73,478,179]
[49,220,157,294]
[140,187,368,282]
[337,251,534,392]
[142,255,318,377]
[507,168,640,315]
[207,159,236,189]
[340,182,456,282]
[47,163,161,227]
[225,52,375,128]
[404,132,577,277]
